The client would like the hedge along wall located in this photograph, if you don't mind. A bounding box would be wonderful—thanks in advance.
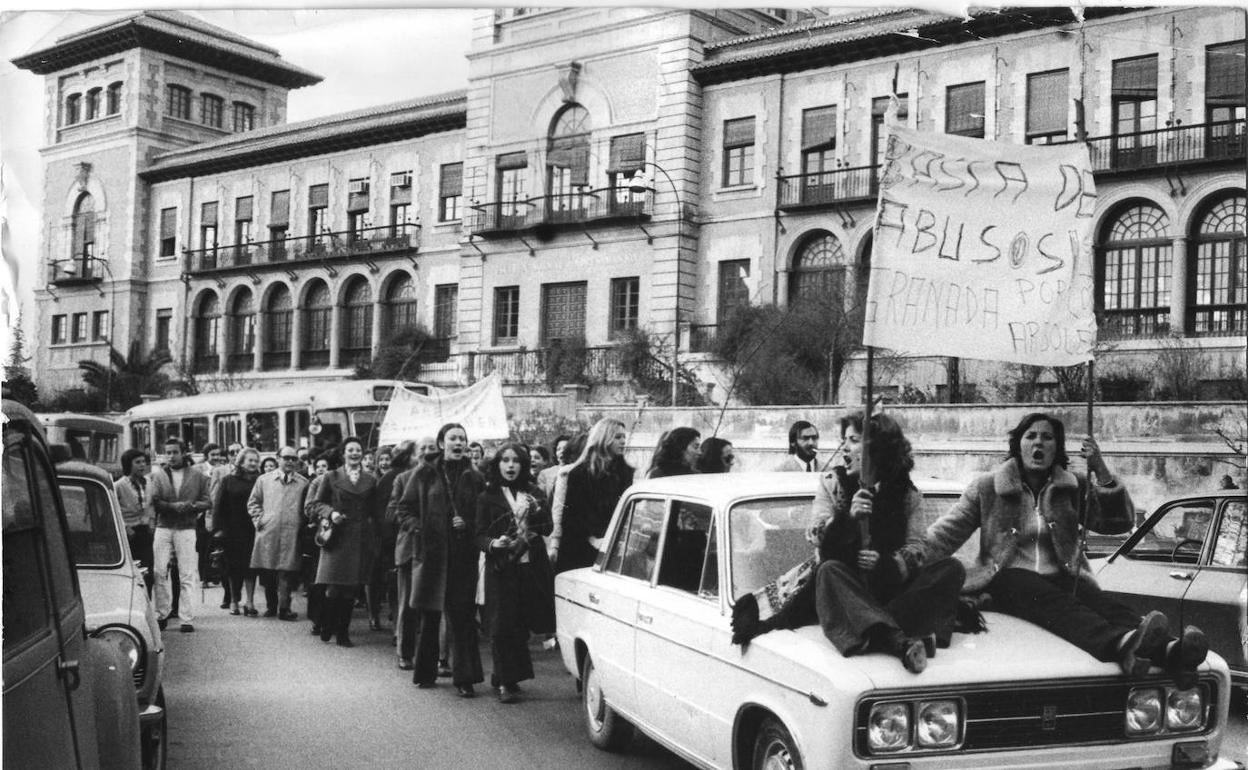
[537,401,1246,516]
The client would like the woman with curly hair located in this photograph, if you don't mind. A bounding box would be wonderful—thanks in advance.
[212,447,262,616]
[556,419,634,574]
[645,426,701,479]
[476,442,554,703]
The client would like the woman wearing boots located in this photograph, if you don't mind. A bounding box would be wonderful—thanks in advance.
[213,448,261,616]
[476,443,555,703]
[310,437,379,647]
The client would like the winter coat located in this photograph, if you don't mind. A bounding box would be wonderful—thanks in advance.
[247,470,309,572]
[475,483,555,635]
[393,457,486,612]
[213,471,258,571]
[310,467,380,586]
[557,457,634,573]
[387,466,419,566]
[921,459,1133,592]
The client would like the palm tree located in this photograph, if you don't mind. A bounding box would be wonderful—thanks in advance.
[78,341,183,411]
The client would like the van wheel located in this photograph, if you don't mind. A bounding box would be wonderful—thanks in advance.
[142,687,167,770]
[752,716,803,770]
[581,654,633,751]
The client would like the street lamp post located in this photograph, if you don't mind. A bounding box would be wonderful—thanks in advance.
[628,161,682,407]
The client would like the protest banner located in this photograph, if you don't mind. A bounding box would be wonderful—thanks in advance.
[862,125,1098,367]
[378,372,509,445]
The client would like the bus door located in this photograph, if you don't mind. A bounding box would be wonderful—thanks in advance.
[284,410,311,450]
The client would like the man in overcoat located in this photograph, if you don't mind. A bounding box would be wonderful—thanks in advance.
[248,446,309,620]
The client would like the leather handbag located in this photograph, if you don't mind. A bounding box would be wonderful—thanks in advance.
[315,517,338,549]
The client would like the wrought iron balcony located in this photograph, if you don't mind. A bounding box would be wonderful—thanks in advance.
[777,165,880,211]
[49,256,108,286]
[687,323,721,353]
[185,223,420,275]
[1053,119,1244,174]
[469,186,652,236]
[465,344,630,385]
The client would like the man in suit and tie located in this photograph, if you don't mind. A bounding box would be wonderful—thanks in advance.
[776,420,821,472]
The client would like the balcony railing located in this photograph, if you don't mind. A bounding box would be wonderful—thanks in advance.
[469,187,652,236]
[464,345,631,385]
[687,324,721,353]
[227,352,254,373]
[1055,119,1245,173]
[48,256,108,286]
[185,223,420,275]
[777,164,880,210]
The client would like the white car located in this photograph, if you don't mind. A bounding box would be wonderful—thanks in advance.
[554,472,1238,770]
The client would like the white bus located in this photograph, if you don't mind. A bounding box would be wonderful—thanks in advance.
[121,380,429,456]
[37,412,125,477]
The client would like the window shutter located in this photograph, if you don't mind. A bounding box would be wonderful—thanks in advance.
[946,82,985,135]
[496,152,528,171]
[308,184,328,208]
[440,163,463,197]
[270,190,290,226]
[801,106,836,150]
[347,181,369,213]
[1207,41,1246,105]
[201,201,218,224]
[607,133,646,173]
[1112,56,1158,98]
[723,117,755,148]
[1027,70,1069,135]
[235,196,253,221]
[872,94,909,118]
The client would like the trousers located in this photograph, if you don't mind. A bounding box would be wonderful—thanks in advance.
[988,568,1142,661]
[153,527,198,624]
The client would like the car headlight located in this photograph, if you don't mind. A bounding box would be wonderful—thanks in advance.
[1126,687,1163,735]
[868,702,911,752]
[91,625,146,689]
[916,700,961,748]
[1165,687,1204,731]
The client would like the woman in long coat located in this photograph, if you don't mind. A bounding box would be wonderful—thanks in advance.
[557,418,634,574]
[476,442,554,703]
[309,437,379,647]
[393,422,487,694]
[213,448,261,616]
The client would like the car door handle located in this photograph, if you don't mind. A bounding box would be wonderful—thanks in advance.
[587,592,600,605]
[637,613,653,625]
[1168,571,1194,581]
[58,658,81,691]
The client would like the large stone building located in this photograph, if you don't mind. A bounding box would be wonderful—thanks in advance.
[15,7,1245,403]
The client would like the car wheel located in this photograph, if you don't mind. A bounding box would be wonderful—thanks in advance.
[142,687,167,770]
[752,716,803,770]
[581,654,633,751]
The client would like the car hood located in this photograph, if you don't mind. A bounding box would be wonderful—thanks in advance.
[78,570,146,632]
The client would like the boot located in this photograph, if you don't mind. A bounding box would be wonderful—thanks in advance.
[319,596,336,643]
[336,597,354,648]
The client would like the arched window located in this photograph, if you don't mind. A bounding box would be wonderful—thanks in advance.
[106,82,122,115]
[65,93,82,125]
[384,273,418,333]
[262,285,293,371]
[1189,193,1246,336]
[789,231,847,309]
[547,103,591,218]
[340,277,374,366]
[301,281,331,369]
[227,290,256,372]
[86,88,101,120]
[70,193,96,274]
[194,292,221,374]
[1098,202,1172,337]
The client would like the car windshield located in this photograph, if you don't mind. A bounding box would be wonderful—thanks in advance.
[60,479,124,568]
[728,495,816,599]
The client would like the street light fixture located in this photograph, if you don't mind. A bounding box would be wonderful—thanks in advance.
[628,162,682,407]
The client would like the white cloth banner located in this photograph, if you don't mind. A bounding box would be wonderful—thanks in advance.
[863,125,1098,366]
[378,373,509,445]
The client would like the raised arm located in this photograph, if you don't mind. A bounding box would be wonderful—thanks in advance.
[922,483,984,565]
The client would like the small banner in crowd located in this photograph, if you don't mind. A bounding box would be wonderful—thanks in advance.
[378,372,509,445]
[862,125,1098,367]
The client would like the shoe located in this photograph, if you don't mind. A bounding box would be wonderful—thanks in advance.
[278,610,298,621]
[1164,626,1209,677]
[320,622,334,642]
[157,617,168,631]
[899,637,927,674]
[263,608,278,618]
[220,600,230,610]
[1119,611,1169,677]
[243,606,258,617]
[496,685,518,704]
[310,624,322,636]
[414,680,436,689]
[180,623,195,633]
[397,657,414,671]
[456,685,475,698]
[437,659,452,678]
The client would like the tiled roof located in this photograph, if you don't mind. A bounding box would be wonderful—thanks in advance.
[11,10,321,89]
[142,90,468,181]
[703,7,924,51]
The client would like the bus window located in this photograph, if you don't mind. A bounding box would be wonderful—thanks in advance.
[182,417,209,452]
[246,412,279,452]
[64,429,91,460]
[316,410,347,448]
[91,432,119,465]
[155,420,180,449]
[350,409,384,448]
[214,415,242,449]
[130,422,151,453]
[285,410,311,449]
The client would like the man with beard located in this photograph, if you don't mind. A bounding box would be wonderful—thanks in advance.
[776,420,821,472]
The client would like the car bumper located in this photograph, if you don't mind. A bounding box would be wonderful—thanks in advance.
[139,701,164,726]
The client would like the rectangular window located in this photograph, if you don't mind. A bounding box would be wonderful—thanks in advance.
[232,102,255,132]
[86,89,101,120]
[71,313,88,343]
[347,178,370,214]
[493,286,520,345]
[717,259,751,326]
[165,85,191,120]
[801,105,837,176]
[159,207,177,257]
[201,94,223,128]
[945,81,985,138]
[308,184,328,241]
[52,314,67,344]
[200,201,218,251]
[106,82,121,115]
[541,281,587,345]
[439,162,463,222]
[1112,55,1159,167]
[872,93,910,167]
[609,277,640,339]
[91,311,109,341]
[65,93,82,125]
[1026,69,1069,144]
[155,308,172,353]
[389,172,412,237]
[1206,40,1247,140]
[434,284,459,340]
[235,196,253,245]
[722,117,756,187]
[496,153,528,219]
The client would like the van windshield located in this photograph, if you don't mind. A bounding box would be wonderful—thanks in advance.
[60,479,124,568]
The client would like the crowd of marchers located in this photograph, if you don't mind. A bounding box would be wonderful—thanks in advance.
[112,409,1212,703]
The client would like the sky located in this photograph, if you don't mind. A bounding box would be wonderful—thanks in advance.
[0,6,476,362]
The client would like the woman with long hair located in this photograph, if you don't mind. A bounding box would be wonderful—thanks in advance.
[303,452,335,636]
[922,412,1209,677]
[556,419,634,574]
[213,447,262,616]
[310,437,379,647]
[645,427,701,479]
[476,442,555,703]
[695,437,735,473]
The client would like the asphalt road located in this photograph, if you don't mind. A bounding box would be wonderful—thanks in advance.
[161,590,694,770]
